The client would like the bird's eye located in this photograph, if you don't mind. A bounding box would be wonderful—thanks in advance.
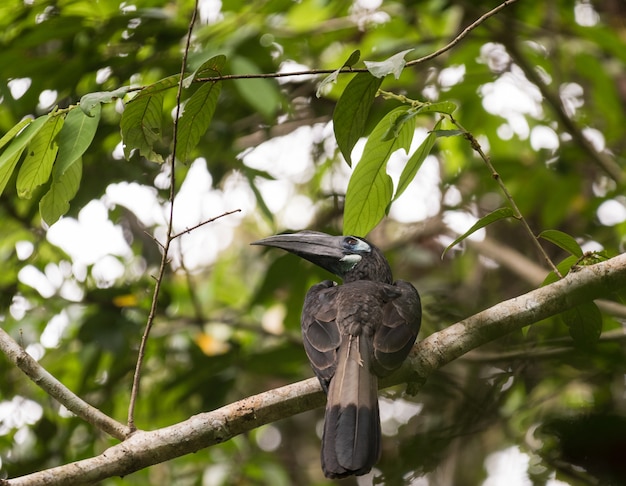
[342,236,370,253]
[344,237,358,247]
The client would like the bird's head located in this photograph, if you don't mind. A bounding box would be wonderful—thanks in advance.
[252,231,392,283]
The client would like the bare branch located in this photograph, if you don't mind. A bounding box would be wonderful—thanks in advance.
[448,114,563,277]
[0,327,130,441]
[6,252,626,485]
[405,0,520,68]
[195,0,520,84]
[127,0,199,430]
[170,209,242,240]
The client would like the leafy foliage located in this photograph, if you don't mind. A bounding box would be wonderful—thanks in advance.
[1,1,626,485]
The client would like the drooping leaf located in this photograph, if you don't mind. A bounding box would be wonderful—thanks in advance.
[176,81,222,162]
[316,69,340,98]
[16,114,65,199]
[119,75,180,162]
[79,86,131,115]
[394,118,442,202]
[333,72,383,166]
[0,116,49,195]
[442,207,516,258]
[317,50,362,98]
[120,78,180,163]
[560,301,602,347]
[121,91,165,162]
[40,157,82,226]
[343,106,415,236]
[55,104,101,174]
[539,229,583,258]
[364,49,414,79]
[243,168,275,227]
[0,119,31,151]
[231,56,280,118]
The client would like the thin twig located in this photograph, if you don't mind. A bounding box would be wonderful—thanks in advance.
[405,0,520,68]
[195,0,520,83]
[376,89,562,277]
[126,1,200,431]
[170,209,242,240]
[449,115,563,277]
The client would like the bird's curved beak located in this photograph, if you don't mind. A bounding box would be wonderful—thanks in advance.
[252,231,347,276]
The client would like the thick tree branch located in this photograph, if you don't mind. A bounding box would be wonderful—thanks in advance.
[5,252,626,485]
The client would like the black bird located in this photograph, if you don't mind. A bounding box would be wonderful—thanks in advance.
[253,231,421,478]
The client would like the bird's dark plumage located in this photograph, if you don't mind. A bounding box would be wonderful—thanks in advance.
[252,231,421,478]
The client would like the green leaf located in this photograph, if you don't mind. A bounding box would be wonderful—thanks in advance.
[231,56,280,119]
[0,116,49,195]
[394,119,442,202]
[560,301,602,347]
[343,106,415,236]
[196,54,227,78]
[185,54,227,88]
[40,157,82,226]
[0,119,31,151]
[121,91,167,163]
[120,75,183,162]
[333,72,383,166]
[243,168,275,227]
[343,50,361,68]
[80,86,131,115]
[137,74,181,97]
[542,255,579,286]
[442,207,516,258]
[317,50,361,98]
[382,108,419,141]
[364,49,413,79]
[433,129,465,137]
[56,104,101,174]
[415,100,457,115]
[16,114,65,199]
[539,229,583,258]
[176,81,222,162]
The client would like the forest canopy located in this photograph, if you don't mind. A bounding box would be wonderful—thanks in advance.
[1,0,626,485]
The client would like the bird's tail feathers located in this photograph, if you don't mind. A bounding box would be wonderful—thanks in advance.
[322,334,380,479]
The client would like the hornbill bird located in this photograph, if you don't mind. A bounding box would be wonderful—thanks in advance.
[253,231,421,478]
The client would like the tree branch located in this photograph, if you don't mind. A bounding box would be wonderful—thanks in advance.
[127,0,199,430]
[6,252,626,485]
[0,327,131,441]
[195,0,520,84]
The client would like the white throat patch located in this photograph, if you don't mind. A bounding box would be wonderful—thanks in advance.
[340,254,362,269]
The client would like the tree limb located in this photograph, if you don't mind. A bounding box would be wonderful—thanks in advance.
[5,252,626,485]
[0,328,131,441]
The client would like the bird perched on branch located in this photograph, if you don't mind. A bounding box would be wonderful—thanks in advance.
[253,231,421,478]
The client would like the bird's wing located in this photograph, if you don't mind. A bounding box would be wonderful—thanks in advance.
[372,280,422,375]
[301,280,342,392]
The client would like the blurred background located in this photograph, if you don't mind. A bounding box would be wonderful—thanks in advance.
[1,0,626,484]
